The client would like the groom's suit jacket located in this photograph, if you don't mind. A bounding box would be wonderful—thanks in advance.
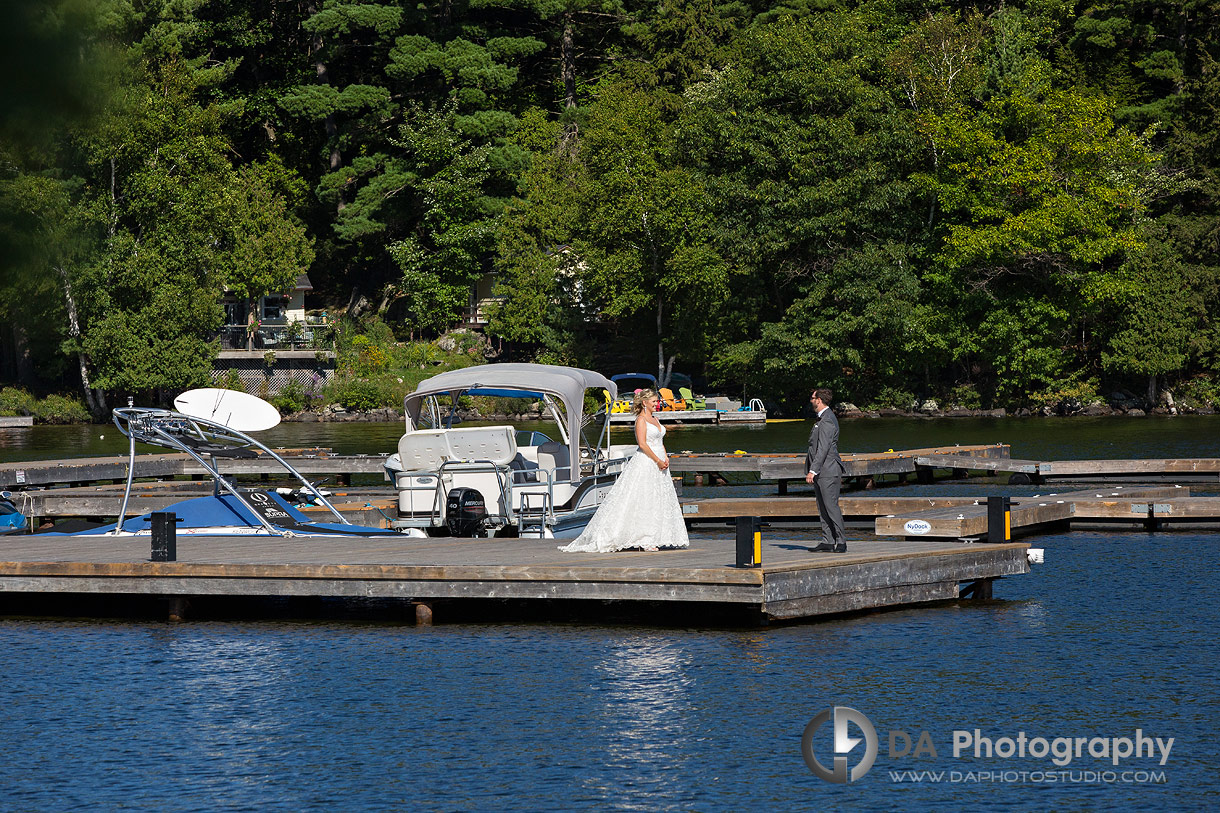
[805,408,846,478]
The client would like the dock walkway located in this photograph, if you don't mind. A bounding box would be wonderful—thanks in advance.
[0,451,388,490]
[682,486,1192,539]
[6,444,1219,494]
[0,443,1009,490]
[0,532,1028,624]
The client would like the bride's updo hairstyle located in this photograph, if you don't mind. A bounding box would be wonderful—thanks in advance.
[632,388,658,415]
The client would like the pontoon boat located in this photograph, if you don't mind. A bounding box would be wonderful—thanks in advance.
[383,364,635,538]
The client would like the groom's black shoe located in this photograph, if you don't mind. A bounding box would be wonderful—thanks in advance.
[834,543,847,553]
[809,542,837,552]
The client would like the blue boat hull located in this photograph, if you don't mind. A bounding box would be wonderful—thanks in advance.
[39,491,400,537]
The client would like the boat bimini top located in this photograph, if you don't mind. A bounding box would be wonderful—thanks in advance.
[404,363,619,469]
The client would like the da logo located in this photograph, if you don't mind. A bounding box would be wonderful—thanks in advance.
[903,519,932,535]
[801,706,879,783]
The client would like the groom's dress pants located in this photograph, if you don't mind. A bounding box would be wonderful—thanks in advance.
[814,474,845,547]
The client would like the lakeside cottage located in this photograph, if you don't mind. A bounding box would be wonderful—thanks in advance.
[219,274,320,351]
[213,274,336,397]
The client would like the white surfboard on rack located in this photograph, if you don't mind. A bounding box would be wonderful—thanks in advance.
[174,388,282,432]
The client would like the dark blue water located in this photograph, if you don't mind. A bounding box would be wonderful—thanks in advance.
[2,418,1218,809]
[1,530,1215,810]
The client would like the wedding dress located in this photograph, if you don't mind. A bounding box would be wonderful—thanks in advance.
[560,421,689,552]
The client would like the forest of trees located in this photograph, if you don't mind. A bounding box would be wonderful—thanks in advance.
[3,0,1220,415]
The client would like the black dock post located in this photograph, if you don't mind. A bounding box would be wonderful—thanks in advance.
[151,512,178,562]
[986,497,1011,543]
[735,516,761,568]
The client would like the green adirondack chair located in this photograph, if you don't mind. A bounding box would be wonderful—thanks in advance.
[678,387,706,410]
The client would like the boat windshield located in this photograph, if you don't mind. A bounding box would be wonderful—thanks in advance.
[516,430,552,447]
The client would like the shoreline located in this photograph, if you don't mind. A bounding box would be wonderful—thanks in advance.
[8,403,1214,426]
[276,403,1216,423]
[835,404,1214,420]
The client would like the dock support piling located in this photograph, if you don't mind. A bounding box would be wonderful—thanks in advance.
[415,601,434,626]
[167,596,188,622]
[959,578,994,600]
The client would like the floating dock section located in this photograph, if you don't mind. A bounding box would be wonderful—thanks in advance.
[0,532,1028,624]
[682,486,1192,539]
[6,444,1220,493]
[607,409,766,425]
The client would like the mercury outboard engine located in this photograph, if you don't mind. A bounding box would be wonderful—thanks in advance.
[445,487,487,537]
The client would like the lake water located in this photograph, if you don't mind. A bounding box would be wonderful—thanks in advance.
[1,416,1217,809]
[5,412,1220,462]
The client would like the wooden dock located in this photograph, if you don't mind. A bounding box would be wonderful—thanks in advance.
[6,442,1219,495]
[668,444,1012,487]
[9,478,1214,541]
[0,532,1029,624]
[609,408,720,425]
[0,451,388,489]
[673,446,1220,485]
[607,409,766,425]
[679,486,1197,539]
[7,481,393,525]
[0,443,1006,498]
[915,454,1220,482]
[7,442,1220,544]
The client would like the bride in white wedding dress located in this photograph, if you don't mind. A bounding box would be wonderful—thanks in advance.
[560,389,690,553]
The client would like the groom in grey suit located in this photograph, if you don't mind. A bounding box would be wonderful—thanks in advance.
[805,387,847,552]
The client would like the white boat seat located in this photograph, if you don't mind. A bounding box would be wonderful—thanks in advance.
[396,425,519,472]
[536,440,572,482]
[397,429,453,471]
[444,425,517,465]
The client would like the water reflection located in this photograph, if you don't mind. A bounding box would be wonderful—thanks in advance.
[143,627,310,807]
[589,635,695,807]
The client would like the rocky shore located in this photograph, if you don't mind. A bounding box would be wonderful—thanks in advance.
[282,404,548,423]
[285,406,404,422]
[835,391,1213,419]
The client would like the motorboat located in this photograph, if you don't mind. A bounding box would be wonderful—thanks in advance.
[382,364,635,538]
[609,372,657,413]
[39,389,404,538]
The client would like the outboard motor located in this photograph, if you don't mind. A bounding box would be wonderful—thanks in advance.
[445,487,487,537]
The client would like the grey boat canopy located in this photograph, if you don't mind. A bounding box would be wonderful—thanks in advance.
[404,363,618,458]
